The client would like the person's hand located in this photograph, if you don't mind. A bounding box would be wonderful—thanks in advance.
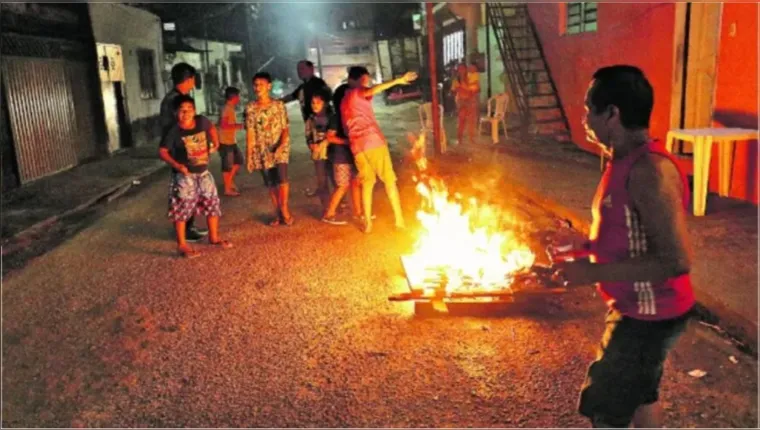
[398,71,418,85]
[178,165,190,176]
[308,144,317,153]
[551,261,596,287]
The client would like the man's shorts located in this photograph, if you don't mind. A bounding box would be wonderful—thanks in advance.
[219,144,243,172]
[333,162,358,188]
[578,308,693,427]
[353,145,397,187]
[260,163,289,187]
[167,170,222,223]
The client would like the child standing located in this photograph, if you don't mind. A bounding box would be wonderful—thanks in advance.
[159,95,233,258]
[305,90,360,225]
[246,72,294,226]
[218,87,245,196]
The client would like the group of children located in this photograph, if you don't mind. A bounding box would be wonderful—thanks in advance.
[158,60,418,257]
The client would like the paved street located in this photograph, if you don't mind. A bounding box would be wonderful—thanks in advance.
[2,104,757,428]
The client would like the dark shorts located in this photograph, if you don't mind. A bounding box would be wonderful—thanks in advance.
[219,144,243,172]
[260,163,288,187]
[578,308,693,428]
[167,171,222,222]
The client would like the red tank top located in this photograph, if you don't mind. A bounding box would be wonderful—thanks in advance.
[589,139,695,320]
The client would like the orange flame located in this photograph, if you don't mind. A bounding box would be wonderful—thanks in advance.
[405,133,535,293]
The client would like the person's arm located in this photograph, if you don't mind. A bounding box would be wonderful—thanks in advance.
[556,155,692,286]
[358,71,418,99]
[326,115,346,145]
[305,117,316,147]
[206,121,220,153]
[274,102,290,154]
[158,129,189,175]
[280,84,301,103]
[245,103,256,172]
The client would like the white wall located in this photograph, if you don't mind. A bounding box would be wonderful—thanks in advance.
[89,3,163,123]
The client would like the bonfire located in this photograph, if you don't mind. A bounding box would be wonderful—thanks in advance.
[402,133,536,295]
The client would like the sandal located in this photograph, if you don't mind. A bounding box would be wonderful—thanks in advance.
[178,246,201,259]
[283,215,295,226]
[209,239,233,249]
[224,190,241,197]
[269,217,281,227]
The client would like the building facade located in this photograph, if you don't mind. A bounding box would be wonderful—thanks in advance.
[528,3,758,204]
[89,3,165,150]
[0,3,108,190]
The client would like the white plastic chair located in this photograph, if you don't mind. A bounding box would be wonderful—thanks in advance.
[419,102,447,153]
[479,93,510,144]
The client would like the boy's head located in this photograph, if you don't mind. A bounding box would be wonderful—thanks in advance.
[224,86,241,105]
[310,89,330,116]
[173,94,196,127]
[584,65,653,150]
[252,72,273,99]
[347,66,371,89]
[171,63,197,95]
[297,60,315,81]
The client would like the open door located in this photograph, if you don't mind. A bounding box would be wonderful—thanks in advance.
[669,3,723,154]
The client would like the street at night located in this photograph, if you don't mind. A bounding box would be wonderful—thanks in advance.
[2,104,757,428]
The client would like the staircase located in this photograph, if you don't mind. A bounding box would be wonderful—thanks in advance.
[486,3,572,144]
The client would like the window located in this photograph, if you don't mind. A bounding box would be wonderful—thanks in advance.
[566,3,597,34]
[443,31,464,66]
[346,45,371,55]
[137,49,157,100]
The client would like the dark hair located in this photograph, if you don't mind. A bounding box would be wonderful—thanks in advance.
[173,94,195,111]
[298,60,314,69]
[252,72,272,83]
[348,66,370,81]
[171,63,197,86]
[312,88,331,102]
[224,87,240,100]
[590,65,654,129]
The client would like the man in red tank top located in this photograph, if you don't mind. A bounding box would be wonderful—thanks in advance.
[551,66,696,428]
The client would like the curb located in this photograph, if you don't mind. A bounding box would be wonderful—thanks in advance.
[1,162,167,257]
[503,165,757,353]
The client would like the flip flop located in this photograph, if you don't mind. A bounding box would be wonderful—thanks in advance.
[283,216,295,226]
[224,191,241,197]
[209,239,233,249]
[178,247,201,259]
[269,218,281,227]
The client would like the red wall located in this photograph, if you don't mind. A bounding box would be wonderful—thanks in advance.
[527,3,677,154]
[711,3,759,204]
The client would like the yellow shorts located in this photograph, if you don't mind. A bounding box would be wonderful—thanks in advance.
[354,145,397,186]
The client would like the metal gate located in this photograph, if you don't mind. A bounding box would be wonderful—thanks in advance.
[1,56,79,184]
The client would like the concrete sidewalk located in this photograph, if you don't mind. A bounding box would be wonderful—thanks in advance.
[1,146,166,251]
[441,119,758,348]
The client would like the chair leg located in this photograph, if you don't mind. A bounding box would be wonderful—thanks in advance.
[491,120,499,144]
[693,136,713,216]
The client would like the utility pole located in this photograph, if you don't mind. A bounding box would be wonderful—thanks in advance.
[426,2,443,155]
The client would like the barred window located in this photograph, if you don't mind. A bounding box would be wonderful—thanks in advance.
[137,49,157,100]
[566,3,597,34]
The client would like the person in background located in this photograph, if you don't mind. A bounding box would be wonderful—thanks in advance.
[450,63,480,146]
[218,87,244,196]
[246,72,294,226]
[281,60,333,199]
[340,66,417,233]
[159,95,232,258]
[160,63,208,242]
[551,65,696,428]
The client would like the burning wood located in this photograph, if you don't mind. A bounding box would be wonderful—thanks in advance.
[389,133,563,306]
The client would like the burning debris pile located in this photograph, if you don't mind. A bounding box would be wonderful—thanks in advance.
[394,133,540,300]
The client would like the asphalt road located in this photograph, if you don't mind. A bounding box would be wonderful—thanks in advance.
[2,103,757,428]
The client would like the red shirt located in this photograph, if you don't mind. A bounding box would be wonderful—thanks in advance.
[589,140,695,320]
[340,88,386,155]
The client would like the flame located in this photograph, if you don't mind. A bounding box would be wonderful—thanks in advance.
[404,132,535,293]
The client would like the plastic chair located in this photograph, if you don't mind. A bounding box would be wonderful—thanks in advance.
[479,93,509,144]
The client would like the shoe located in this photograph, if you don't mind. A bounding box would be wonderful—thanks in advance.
[185,229,204,242]
[190,227,209,236]
[322,215,348,226]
